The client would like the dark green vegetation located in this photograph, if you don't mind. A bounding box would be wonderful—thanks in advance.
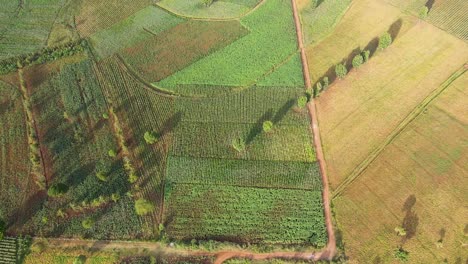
[0,0,326,251]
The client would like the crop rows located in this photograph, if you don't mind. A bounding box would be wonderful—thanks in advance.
[0,0,63,59]
[158,0,299,87]
[166,156,321,190]
[164,184,327,245]
[0,237,17,264]
[94,57,174,235]
[427,0,468,41]
[0,81,32,224]
[157,0,260,19]
[89,6,183,59]
[174,85,308,125]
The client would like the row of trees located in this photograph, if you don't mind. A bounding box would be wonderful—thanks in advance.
[312,31,394,98]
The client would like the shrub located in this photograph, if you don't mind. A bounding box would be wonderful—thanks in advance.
[96,171,108,182]
[335,64,348,79]
[47,183,69,197]
[419,6,429,19]
[297,96,308,108]
[394,226,407,236]
[202,0,214,7]
[352,54,364,68]
[362,50,370,62]
[313,84,319,98]
[102,113,109,119]
[322,77,329,90]
[135,199,155,216]
[82,218,94,229]
[30,241,47,253]
[144,131,158,144]
[262,121,274,133]
[73,255,86,264]
[378,32,392,50]
[108,149,117,157]
[128,172,139,183]
[0,219,5,240]
[394,247,409,261]
[316,81,323,92]
[305,88,313,100]
[231,137,246,152]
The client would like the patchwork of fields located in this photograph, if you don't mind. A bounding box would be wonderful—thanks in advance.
[0,0,327,250]
[334,71,468,263]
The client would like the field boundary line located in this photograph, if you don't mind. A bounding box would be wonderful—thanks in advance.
[153,0,267,21]
[332,66,468,198]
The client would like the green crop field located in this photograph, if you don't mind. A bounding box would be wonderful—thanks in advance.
[89,6,184,59]
[157,0,261,19]
[156,0,301,88]
[164,183,326,245]
[0,0,64,59]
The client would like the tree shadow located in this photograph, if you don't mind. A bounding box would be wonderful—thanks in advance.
[425,0,435,11]
[438,228,446,242]
[344,47,363,71]
[272,99,295,124]
[401,195,419,242]
[0,99,11,116]
[316,0,325,8]
[246,110,273,144]
[388,19,403,41]
[364,37,379,57]
[373,256,382,264]
[160,112,182,137]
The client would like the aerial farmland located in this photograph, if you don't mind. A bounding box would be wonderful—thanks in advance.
[0,0,466,263]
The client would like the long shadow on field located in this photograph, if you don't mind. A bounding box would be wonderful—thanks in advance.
[273,99,295,124]
[426,0,435,11]
[388,19,403,41]
[373,256,382,264]
[160,112,182,137]
[344,47,363,71]
[246,110,273,144]
[401,195,419,242]
[0,100,11,116]
[364,37,379,58]
[9,190,46,233]
[438,228,446,243]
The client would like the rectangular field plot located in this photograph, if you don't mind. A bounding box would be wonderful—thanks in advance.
[166,156,321,190]
[89,6,184,59]
[171,122,315,163]
[164,183,326,245]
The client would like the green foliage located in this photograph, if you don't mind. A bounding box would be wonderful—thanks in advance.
[108,149,117,157]
[135,199,155,216]
[394,247,409,261]
[102,113,109,119]
[262,121,274,133]
[82,217,95,229]
[144,131,158,144]
[322,76,329,90]
[378,32,392,50]
[352,54,364,68]
[335,63,348,79]
[419,6,429,19]
[202,0,214,7]
[73,255,87,264]
[394,226,407,236]
[0,219,5,240]
[96,171,108,182]
[128,172,139,184]
[362,50,370,62]
[231,137,246,153]
[297,96,308,108]
[316,81,323,93]
[165,184,327,244]
[0,40,88,75]
[47,183,69,197]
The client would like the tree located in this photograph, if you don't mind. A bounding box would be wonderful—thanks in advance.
[335,64,348,79]
[394,247,409,262]
[231,137,246,152]
[362,50,370,62]
[262,121,273,133]
[297,96,308,108]
[96,171,108,182]
[0,219,5,240]
[419,6,429,19]
[135,199,155,216]
[322,77,329,90]
[316,81,323,92]
[108,149,116,158]
[378,32,392,50]
[202,0,214,7]
[144,131,158,144]
[47,183,69,197]
[82,217,94,229]
[394,226,407,236]
[352,54,364,68]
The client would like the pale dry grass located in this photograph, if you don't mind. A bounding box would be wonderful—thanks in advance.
[334,72,468,263]
[316,22,468,188]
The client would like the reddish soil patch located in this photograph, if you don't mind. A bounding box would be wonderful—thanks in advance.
[120,20,249,82]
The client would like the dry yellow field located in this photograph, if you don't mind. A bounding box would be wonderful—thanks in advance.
[305,0,415,85]
[316,21,468,189]
[333,72,468,263]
